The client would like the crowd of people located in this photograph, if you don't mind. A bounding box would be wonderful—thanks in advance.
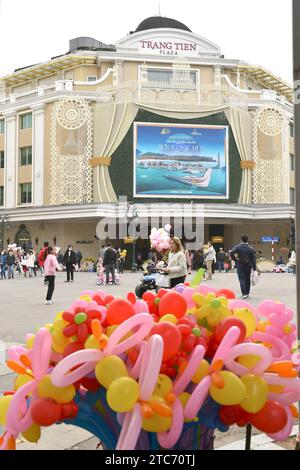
[0,244,83,281]
[0,236,295,303]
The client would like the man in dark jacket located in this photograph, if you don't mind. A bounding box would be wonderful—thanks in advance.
[64,245,76,282]
[217,248,226,273]
[230,235,256,299]
[7,250,15,279]
[103,243,117,285]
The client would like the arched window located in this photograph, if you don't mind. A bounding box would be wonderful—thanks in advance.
[15,224,32,251]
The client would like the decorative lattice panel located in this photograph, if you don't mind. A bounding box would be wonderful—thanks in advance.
[50,96,93,205]
[252,108,289,204]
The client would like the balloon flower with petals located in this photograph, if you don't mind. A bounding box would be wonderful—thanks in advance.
[149,226,171,253]
[0,284,299,450]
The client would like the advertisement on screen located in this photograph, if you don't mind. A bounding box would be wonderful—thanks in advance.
[134,122,229,199]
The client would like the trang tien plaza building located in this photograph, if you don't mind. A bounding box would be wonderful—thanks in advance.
[0,16,295,263]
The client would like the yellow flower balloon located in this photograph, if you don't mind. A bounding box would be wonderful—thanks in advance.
[15,371,34,390]
[240,374,268,413]
[210,371,246,405]
[38,375,76,404]
[142,395,172,432]
[232,308,256,337]
[22,423,41,443]
[153,374,173,397]
[159,314,177,324]
[178,392,194,423]
[95,355,128,389]
[0,395,14,425]
[192,359,210,384]
[107,377,139,413]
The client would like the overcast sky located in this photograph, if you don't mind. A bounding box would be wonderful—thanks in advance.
[0,0,293,83]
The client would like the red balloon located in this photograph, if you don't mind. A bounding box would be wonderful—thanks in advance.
[216,289,236,299]
[150,322,181,361]
[177,317,195,328]
[31,399,61,426]
[61,401,79,419]
[103,295,114,305]
[106,299,135,325]
[219,405,248,426]
[80,377,100,392]
[157,289,168,299]
[182,333,196,352]
[249,400,288,434]
[63,342,84,358]
[214,318,246,344]
[142,292,156,302]
[127,292,136,305]
[158,292,187,319]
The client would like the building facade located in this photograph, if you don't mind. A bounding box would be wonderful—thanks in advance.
[0,16,295,261]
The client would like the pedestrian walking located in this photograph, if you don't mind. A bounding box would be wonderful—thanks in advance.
[203,242,216,280]
[185,249,192,274]
[26,249,36,277]
[64,245,76,282]
[38,242,49,284]
[7,250,15,279]
[217,247,226,273]
[103,243,117,285]
[0,250,7,279]
[192,248,205,271]
[288,250,296,275]
[162,237,187,288]
[230,235,257,299]
[75,250,82,271]
[44,246,61,304]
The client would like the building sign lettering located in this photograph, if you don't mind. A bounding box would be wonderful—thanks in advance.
[140,40,197,55]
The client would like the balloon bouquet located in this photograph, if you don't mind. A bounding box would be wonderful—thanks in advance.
[149,225,172,253]
[0,281,299,450]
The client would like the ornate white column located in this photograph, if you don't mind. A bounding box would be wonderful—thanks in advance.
[32,104,45,206]
[4,111,17,208]
[214,65,222,87]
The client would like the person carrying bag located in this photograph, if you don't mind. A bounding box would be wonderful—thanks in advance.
[161,237,187,288]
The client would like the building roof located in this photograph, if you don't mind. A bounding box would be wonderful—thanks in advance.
[237,65,292,102]
[135,16,192,33]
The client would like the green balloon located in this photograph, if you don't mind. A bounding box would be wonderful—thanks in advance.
[190,268,205,287]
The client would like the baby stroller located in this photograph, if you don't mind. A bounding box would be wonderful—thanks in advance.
[96,266,121,286]
[135,260,166,298]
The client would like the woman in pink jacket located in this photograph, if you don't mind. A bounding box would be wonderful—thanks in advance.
[44,246,61,305]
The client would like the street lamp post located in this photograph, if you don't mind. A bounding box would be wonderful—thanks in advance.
[131,205,139,272]
[0,214,9,251]
[125,204,139,272]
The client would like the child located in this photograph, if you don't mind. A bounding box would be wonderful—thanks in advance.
[44,246,61,305]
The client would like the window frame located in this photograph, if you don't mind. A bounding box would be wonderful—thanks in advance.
[20,146,32,166]
[290,153,295,171]
[87,76,97,82]
[20,113,32,130]
[140,65,200,88]
[0,186,3,206]
[19,182,32,205]
[0,120,5,134]
[290,187,295,205]
[0,150,4,169]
